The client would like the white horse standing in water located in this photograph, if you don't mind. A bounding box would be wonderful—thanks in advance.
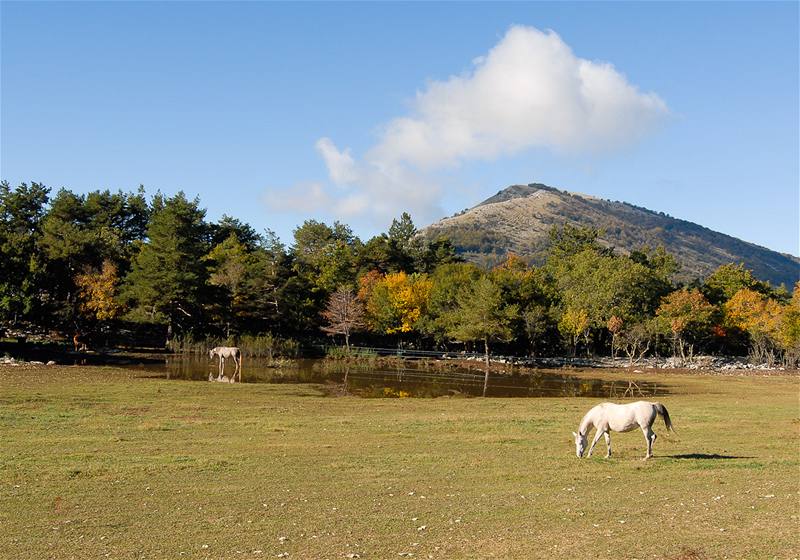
[209,346,242,383]
[573,401,674,460]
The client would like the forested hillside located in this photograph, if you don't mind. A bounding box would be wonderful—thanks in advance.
[1,181,798,366]
[420,183,800,287]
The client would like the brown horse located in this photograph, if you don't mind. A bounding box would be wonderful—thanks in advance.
[73,332,89,352]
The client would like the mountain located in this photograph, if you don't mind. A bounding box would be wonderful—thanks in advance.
[419,183,800,287]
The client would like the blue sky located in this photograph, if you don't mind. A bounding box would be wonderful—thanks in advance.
[1,2,798,255]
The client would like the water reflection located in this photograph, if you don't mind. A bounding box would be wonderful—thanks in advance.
[131,358,669,399]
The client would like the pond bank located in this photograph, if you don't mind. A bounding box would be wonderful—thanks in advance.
[2,339,797,377]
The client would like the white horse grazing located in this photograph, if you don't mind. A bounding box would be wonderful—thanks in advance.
[209,346,242,383]
[573,401,674,460]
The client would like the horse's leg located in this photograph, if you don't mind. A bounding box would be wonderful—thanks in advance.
[641,426,654,460]
[649,430,657,456]
[604,432,612,458]
[587,429,604,457]
[218,357,225,381]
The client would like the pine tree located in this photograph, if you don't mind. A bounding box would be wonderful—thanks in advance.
[0,181,49,321]
[123,192,208,343]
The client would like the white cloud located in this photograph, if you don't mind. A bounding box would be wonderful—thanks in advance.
[316,137,357,185]
[267,181,332,213]
[368,25,667,168]
[277,25,668,228]
[266,171,442,228]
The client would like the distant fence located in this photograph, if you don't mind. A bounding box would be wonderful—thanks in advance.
[315,344,523,362]
[315,344,609,368]
[312,344,481,360]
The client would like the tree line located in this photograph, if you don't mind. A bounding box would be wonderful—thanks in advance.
[1,181,798,366]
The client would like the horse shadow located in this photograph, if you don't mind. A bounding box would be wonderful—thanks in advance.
[667,453,755,460]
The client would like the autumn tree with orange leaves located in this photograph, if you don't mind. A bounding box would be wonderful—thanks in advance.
[656,288,716,362]
[725,288,785,365]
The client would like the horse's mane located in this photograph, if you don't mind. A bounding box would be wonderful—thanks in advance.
[578,409,595,436]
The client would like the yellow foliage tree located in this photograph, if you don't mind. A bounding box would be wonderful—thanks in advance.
[362,271,432,335]
[725,288,784,365]
[559,306,589,357]
[383,272,432,334]
[74,260,122,322]
[779,283,800,367]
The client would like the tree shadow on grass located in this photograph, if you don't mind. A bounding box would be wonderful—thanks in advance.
[667,453,754,460]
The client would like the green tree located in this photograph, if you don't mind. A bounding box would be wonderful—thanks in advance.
[388,212,417,248]
[284,220,361,334]
[446,275,519,395]
[240,231,287,334]
[703,263,772,305]
[629,245,679,309]
[387,212,418,272]
[210,215,263,251]
[38,189,96,323]
[203,227,286,336]
[291,220,360,294]
[547,247,664,354]
[0,181,49,321]
[37,188,149,324]
[123,192,209,343]
[418,262,483,343]
[205,233,250,337]
[547,224,607,261]
[413,236,460,273]
[522,302,553,357]
[491,254,555,354]
[446,275,519,366]
[357,234,393,275]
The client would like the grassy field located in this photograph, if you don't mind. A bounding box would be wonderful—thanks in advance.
[0,365,797,560]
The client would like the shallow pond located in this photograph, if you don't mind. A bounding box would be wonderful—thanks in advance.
[128,357,670,399]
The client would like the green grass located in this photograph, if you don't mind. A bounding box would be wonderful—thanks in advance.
[0,366,797,559]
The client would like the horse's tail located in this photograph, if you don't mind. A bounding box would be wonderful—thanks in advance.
[654,402,675,433]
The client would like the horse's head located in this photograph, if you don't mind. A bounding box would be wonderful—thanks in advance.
[572,431,587,458]
[209,348,216,360]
